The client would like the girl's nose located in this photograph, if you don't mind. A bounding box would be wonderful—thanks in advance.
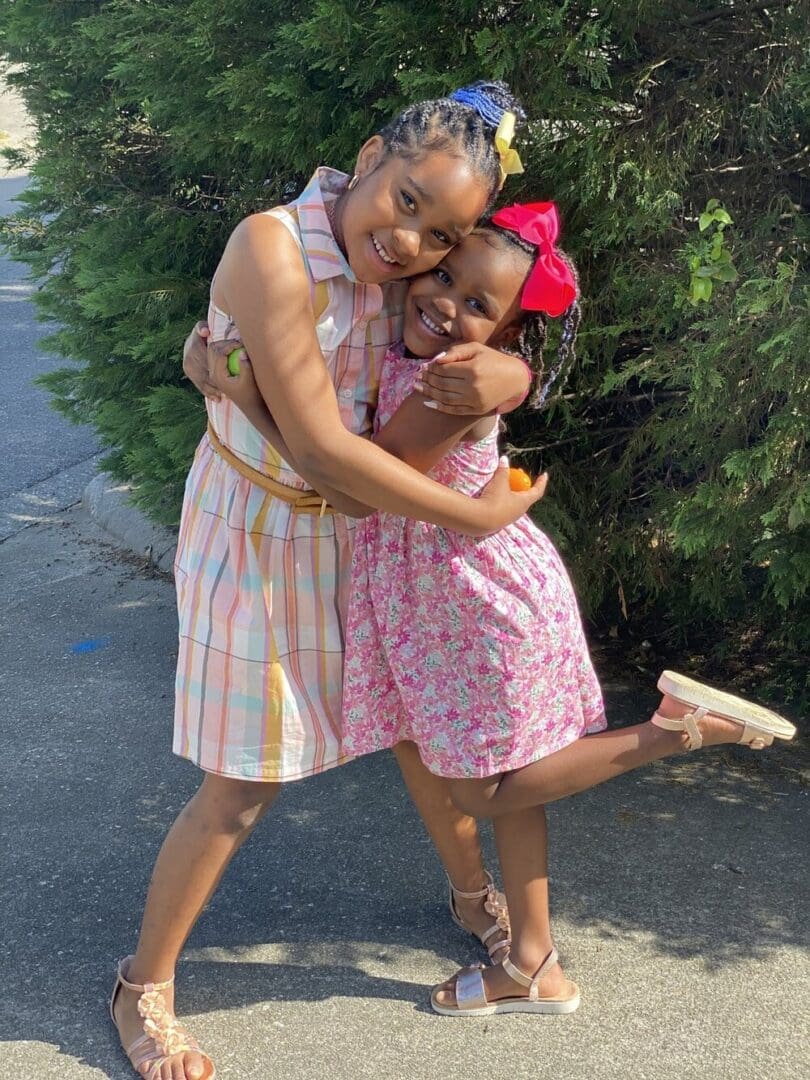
[392,227,420,260]
[434,295,456,319]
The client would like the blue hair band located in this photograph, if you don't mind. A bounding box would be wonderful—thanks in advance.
[449,86,505,130]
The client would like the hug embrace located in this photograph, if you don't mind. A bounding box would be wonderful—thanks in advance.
[109,81,796,1080]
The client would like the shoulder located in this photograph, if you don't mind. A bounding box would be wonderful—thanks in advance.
[229,212,302,268]
[217,212,310,304]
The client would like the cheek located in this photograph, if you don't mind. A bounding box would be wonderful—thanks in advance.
[460,315,495,345]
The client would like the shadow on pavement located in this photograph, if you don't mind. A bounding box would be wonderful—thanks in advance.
[1,516,806,1077]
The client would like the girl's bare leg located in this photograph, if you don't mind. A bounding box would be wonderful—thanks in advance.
[433,805,569,1005]
[113,771,280,1080]
[450,696,747,820]
[393,740,507,951]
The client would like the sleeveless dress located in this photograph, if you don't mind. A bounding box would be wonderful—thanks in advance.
[173,168,405,782]
[341,344,607,779]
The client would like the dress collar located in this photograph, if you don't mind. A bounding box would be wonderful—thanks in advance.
[294,167,356,283]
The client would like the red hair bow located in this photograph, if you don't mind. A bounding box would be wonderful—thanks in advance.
[491,202,577,318]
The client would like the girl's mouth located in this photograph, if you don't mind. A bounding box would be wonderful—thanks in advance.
[417,306,450,337]
[371,233,399,267]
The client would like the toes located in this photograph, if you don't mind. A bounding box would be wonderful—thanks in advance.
[432,979,457,1007]
[184,1051,208,1080]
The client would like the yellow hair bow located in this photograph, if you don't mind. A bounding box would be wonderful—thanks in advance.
[495,111,524,189]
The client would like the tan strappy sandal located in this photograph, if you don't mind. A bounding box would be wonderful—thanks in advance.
[447,870,511,964]
[430,946,580,1016]
[652,671,796,750]
[110,956,216,1080]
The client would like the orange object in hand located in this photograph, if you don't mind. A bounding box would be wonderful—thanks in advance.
[508,467,532,491]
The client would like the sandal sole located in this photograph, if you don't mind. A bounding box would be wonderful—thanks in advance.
[430,986,580,1017]
[658,671,796,742]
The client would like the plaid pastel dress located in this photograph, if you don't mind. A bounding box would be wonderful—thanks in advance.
[173,168,404,782]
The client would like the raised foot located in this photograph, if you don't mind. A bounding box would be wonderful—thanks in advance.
[656,694,763,750]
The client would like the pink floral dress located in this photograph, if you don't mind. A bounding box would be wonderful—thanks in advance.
[341,344,607,779]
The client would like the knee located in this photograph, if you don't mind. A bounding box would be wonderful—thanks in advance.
[449,780,495,819]
[193,773,280,833]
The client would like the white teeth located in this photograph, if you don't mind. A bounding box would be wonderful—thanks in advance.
[419,309,447,335]
[372,234,397,264]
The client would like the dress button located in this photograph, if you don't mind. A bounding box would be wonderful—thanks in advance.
[340,388,352,399]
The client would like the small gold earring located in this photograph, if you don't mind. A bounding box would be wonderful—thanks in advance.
[347,174,359,191]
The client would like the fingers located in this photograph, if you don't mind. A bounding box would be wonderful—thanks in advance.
[195,320,210,339]
[202,381,222,401]
[429,342,480,366]
[206,336,241,370]
[525,471,549,505]
[421,399,481,415]
[414,365,466,390]
[206,338,244,391]
[414,372,480,413]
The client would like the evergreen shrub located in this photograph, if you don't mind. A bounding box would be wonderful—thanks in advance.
[1,1,807,693]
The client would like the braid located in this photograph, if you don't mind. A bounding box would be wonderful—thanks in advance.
[378,80,526,206]
[529,298,581,409]
[476,220,581,409]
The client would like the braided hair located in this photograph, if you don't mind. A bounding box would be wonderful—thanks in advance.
[377,81,526,206]
[476,221,581,409]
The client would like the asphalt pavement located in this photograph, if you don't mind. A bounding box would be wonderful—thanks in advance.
[1,506,808,1080]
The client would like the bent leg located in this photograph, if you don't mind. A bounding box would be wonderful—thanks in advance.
[451,694,747,819]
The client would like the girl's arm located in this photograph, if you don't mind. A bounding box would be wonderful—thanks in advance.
[214,214,542,536]
[372,394,486,473]
[211,353,375,518]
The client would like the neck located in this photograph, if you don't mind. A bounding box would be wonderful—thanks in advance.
[327,192,348,258]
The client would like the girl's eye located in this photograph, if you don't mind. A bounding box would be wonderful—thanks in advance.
[467,297,487,315]
[401,190,416,212]
[432,229,451,246]
[433,267,451,285]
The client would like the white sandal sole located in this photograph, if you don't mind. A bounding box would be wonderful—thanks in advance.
[657,671,796,743]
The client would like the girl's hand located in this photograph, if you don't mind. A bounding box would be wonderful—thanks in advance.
[414,342,531,416]
[206,338,265,417]
[476,461,548,533]
[182,321,221,401]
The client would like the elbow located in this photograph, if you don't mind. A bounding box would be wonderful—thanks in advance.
[297,441,345,491]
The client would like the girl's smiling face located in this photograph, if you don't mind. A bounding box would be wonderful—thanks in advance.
[403,231,527,358]
[338,137,491,285]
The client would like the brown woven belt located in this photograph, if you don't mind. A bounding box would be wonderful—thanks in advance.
[207,423,333,516]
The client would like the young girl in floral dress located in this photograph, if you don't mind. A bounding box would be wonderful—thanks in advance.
[335,202,797,1016]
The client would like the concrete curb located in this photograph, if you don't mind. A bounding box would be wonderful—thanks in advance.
[82,473,177,574]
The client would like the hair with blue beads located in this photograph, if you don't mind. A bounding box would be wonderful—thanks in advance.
[378,80,526,206]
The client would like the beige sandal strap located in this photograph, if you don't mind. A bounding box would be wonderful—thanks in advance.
[480,923,501,945]
[488,936,511,958]
[502,947,559,1001]
[115,955,175,995]
[651,707,708,750]
[447,870,494,901]
[448,871,511,966]
[739,722,772,749]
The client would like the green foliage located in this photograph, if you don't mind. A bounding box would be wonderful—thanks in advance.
[1,0,808,690]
